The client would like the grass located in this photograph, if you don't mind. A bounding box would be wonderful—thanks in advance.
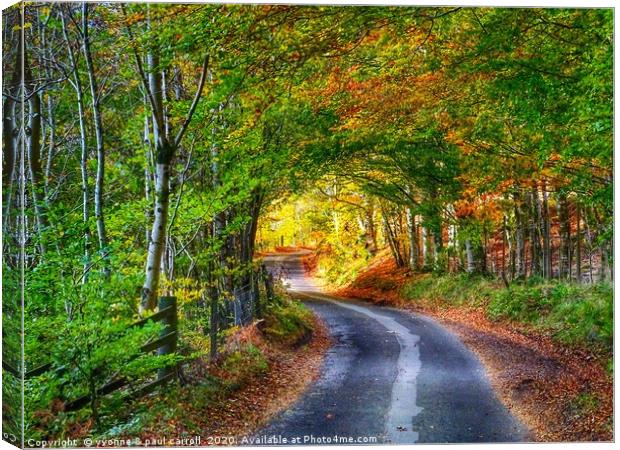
[402,273,613,352]
[262,297,314,347]
[488,280,613,349]
[402,273,498,308]
[221,344,269,389]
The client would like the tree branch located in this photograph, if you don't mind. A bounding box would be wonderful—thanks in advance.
[174,53,210,148]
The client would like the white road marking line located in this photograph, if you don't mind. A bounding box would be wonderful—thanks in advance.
[294,291,423,444]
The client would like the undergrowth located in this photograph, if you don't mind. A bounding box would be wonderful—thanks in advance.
[315,244,370,287]
[63,295,314,441]
[402,274,613,352]
[262,297,314,347]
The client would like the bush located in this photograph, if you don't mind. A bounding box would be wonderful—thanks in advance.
[402,273,496,308]
[402,272,613,351]
[315,243,370,287]
[489,281,613,349]
[221,344,269,389]
[262,299,314,347]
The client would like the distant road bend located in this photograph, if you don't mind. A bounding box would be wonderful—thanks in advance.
[258,250,527,444]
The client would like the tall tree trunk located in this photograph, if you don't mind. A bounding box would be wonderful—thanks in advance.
[501,218,506,275]
[210,103,232,304]
[43,92,55,197]
[381,207,405,267]
[407,206,418,270]
[126,3,209,312]
[24,40,48,254]
[62,9,91,281]
[364,200,378,254]
[465,239,475,273]
[2,92,17,204]
[464,236,485,274]
[238,190,263,323]
[39,12,55,197]
[143,151,172,312]
[82,3,109,276]
[3,36,20,223]
[141,10,170,312]
[529,186,542,277]
[421,225,429,267]
[575,203,581,282]
[513,191,525,278]
[584,212,595,283]
[557,193,571,279]
[591,206,611,282]
[143,111,155,245]
[541,179,552,278]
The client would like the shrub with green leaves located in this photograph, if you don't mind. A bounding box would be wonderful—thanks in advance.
[489,281,613,349]
[221,344,269,389]
[24,270,178,437]
[262,298,314,347]
[403,273,612,351]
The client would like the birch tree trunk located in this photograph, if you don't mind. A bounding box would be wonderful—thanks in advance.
[141,40,169,312]
[421,225,429,266]
[24,42,48,254]
[464,237,485,274]
[143,151,173,312]
[62,9,91,280]
[465,239,475,273]
[40,12,55,197]
[407,206,418,270]
[2,39,20,222]
[127,4,209,312]
[82,3,109,276]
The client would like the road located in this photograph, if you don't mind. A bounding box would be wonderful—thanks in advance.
[257,251,527,444]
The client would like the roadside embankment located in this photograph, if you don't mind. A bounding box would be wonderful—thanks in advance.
[109,297,330,445]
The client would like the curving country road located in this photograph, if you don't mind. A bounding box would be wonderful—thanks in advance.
[257,251,528,444]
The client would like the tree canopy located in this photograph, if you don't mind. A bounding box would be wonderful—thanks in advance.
[2,2,612,441]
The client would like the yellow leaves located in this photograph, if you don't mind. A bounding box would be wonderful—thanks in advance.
[165,277,205,306]
[124,12,145,26]
[13,22,32,31]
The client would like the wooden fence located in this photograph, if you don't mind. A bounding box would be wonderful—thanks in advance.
[2,296,178,411]
[3,265,276,412]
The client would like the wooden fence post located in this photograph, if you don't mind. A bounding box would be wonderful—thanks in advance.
[157,296,178,380]
[252,269,261,318]
[261,264,274,302]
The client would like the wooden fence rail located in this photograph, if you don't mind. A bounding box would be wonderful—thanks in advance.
[2,296,178,412]
[4,268,277,412]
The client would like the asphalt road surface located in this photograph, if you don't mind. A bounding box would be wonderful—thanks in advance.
[256,251,527,445]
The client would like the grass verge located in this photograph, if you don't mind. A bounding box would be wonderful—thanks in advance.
[49,296,327,445]
[402,274,613,354]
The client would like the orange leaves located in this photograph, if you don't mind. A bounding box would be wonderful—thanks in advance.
[454,188,504,223]
[123,12,145,26]
[315,61,450,136]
